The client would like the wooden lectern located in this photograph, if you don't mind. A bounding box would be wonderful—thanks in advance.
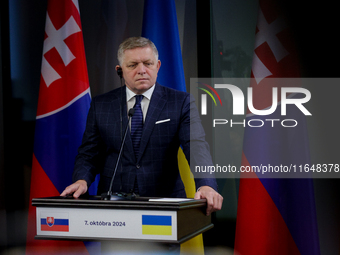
[32,196,213,244]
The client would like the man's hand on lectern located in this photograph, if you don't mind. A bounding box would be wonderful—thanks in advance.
[194,186,223,216]
[60,180,88,198]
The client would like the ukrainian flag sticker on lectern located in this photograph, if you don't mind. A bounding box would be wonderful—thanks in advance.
[142,215,172,235]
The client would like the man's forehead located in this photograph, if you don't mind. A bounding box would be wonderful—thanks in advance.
[123,46,156,62]
[125,57,153,63]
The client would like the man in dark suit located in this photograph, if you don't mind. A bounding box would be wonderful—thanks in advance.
[61,37,222,216]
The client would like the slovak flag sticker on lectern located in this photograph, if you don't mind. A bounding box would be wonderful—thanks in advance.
[40,212,69,232]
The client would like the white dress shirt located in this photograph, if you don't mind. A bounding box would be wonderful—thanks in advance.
[126,84,155,122]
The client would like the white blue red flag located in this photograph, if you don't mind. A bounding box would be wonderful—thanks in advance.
[234,0,320,254]
[26,0,98,254]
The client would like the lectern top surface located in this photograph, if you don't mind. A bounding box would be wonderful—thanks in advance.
[32,196,207,211]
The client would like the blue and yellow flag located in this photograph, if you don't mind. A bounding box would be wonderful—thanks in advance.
[142,215,172,236]
[142,0,204,254]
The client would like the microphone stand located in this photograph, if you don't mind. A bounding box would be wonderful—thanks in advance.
[101,108,135,200]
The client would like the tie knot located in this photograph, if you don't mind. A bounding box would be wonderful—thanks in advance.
[135,95,143,106]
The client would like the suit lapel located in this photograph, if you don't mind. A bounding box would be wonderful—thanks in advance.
[137,84,167,162]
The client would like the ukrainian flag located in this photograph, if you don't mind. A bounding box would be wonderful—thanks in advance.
[142,215,172,236]
[142,1,205,254]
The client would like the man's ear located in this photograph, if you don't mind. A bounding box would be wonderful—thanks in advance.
[157,60,161,71]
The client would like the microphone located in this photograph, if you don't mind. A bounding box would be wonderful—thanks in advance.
[101,108,135,200]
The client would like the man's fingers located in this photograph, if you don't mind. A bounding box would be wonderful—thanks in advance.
[60,190,67,197]
[206,197,214,216]
[60,180,88,198]
[212,194,223,211]
[206,194,221,216]
[194,192,201,200]
[60,185,77,197]
[208,193,223,215]
[194,186,223,216]
[73,183,87,198]
[73,188,83,198]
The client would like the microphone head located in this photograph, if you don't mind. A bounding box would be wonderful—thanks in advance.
[128,108,135,116]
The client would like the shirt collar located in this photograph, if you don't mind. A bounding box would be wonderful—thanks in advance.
[126,84,155,102]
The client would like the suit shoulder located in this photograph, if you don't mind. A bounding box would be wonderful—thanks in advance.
[156,83,189,99]
[92,86,124,103]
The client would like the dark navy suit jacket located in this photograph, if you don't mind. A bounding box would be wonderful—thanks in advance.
[73,83,217,197]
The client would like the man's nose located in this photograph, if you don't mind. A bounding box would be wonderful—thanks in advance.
[137,63,146,74]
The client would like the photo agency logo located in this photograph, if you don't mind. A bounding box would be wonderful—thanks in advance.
[197,82,223,115]
[196,79,312,128]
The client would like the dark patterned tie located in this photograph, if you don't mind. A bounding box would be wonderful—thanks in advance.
[131,95,144,159]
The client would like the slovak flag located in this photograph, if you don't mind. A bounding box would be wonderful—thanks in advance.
[26,0,97,254]
[41,217,69,232]
[234,0,320,254]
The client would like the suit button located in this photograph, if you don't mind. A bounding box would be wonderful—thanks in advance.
[136,164,140,169]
